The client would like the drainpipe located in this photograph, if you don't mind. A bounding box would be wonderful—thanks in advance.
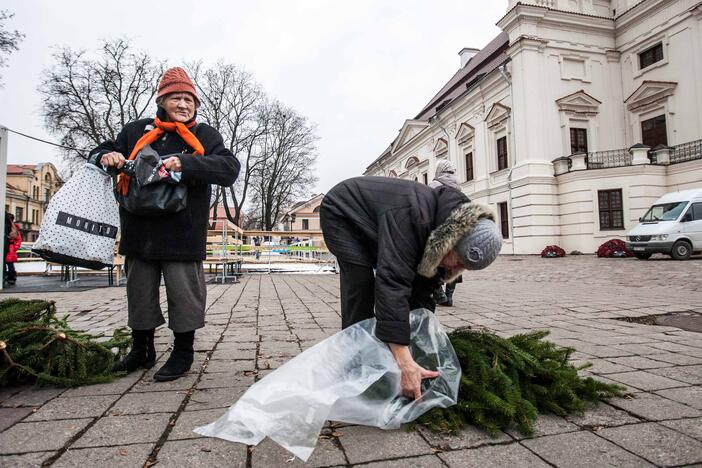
[498,64,517,254]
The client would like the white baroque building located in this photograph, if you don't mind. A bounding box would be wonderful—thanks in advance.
[364,0,702,254]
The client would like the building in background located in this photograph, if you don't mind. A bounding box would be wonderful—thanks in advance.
[282,194,324,232]
[5,163,62,242]
[365,0,702,254]
[209,205,241,232]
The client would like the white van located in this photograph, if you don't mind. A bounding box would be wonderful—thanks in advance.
[626,189,702,260]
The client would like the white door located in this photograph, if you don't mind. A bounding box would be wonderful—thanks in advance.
[681,202,702,249]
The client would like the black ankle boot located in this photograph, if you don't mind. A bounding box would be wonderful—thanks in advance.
[112,328,156,373]
[154,331,195,382]
[444,292,453,307]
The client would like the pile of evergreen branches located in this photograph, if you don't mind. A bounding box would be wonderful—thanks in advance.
[419,328,625,436]
[0,298,131,387]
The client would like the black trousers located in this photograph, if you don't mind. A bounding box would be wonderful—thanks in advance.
[338,260,375,329]
[338,260,438,330]
[5,263,16,282]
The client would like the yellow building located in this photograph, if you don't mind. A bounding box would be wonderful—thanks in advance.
[5,163,62,242]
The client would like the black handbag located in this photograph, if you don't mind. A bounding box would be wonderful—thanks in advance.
[116,145,188,216]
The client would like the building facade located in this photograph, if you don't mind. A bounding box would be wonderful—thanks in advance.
[364,0,702,254]
[281,194,324,232]
[5,163,62,242]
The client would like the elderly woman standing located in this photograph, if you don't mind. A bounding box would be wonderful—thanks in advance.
[89,67,240,381]
[429,160,462,306]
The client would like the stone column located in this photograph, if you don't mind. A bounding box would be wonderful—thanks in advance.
[630,144,651,165]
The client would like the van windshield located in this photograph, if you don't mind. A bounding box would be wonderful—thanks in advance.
[641,202,688,222]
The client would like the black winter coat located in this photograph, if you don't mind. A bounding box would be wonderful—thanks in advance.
[320,176,492,345]
[89,115,240,261]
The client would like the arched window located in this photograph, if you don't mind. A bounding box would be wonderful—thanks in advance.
[313,206,320,213]
[388,170,398,178]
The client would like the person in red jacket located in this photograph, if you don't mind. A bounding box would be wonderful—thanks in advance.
[5,214,21,285]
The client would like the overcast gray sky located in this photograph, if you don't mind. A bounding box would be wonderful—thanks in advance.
[0,0,505,194]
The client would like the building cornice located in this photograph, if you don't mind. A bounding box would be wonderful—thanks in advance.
[615,0,697,35]
[498,3,614,37]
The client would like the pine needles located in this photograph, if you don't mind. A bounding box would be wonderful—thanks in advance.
[0,298,131,387]
[418,328,625,436]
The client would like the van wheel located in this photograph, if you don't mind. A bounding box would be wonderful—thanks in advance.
[634,252,652,260]
[671,241,692,260]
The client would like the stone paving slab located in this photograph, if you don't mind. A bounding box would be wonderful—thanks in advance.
[522,431,654,467]
[250,437,347,467]
[416,424,511,450]
[110,390,185,415]
[71,413,171,448]
[336,425,432,464]
[0,407,34,432]
[439,443,551,468]
[660,417,702,441]
[1,257,702,466]
[0,418,92,453]
[0,451,52,467]
[608,392,701,421]
[599,422,702,466]
[24,395,119,422]
[52,443,154,468]
[154,438,247,467]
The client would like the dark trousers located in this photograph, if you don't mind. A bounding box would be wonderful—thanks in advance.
[126,257,207,332]
[5,263,16,282]
[338,260,375,329]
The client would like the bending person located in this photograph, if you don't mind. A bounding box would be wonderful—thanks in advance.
[320,176,502,400]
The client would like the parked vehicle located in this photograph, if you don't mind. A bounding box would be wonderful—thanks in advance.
[626,189,702,260]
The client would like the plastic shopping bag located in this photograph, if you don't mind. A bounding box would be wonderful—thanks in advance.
[194,309,460,461]
[33,164,119,269]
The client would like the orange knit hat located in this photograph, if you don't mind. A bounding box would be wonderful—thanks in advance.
[156,67,199,105]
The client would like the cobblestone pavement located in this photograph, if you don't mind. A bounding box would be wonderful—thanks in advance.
[1,255,702,467]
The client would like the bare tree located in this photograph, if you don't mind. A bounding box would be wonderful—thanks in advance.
[188,61,269,227]
[0,10,24,84]
[250,101,319,230]
[39,38,163,169]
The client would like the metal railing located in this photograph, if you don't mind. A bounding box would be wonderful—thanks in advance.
[586,148,632,169]
[556,139,702,173]
[670,139,702,164]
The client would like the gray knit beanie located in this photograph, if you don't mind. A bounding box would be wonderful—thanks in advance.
[455,218,503,270]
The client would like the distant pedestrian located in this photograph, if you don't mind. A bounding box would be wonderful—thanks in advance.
[429,161,463,306]
[254,237,261,260]
[89,67,240,381]
[5,214,21,286]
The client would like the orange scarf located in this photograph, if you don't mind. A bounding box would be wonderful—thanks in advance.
[117,117,205,195]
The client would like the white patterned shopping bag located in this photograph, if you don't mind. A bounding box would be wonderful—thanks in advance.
[33,164,120,269]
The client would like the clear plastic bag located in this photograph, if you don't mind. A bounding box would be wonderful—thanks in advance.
[194,309,460,461]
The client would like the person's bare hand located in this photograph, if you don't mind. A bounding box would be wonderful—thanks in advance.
[388,343,440,400]
[100,151,126,169]
[163,157,182,171]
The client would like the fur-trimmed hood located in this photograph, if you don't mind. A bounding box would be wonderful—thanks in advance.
[417,202,495,278]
